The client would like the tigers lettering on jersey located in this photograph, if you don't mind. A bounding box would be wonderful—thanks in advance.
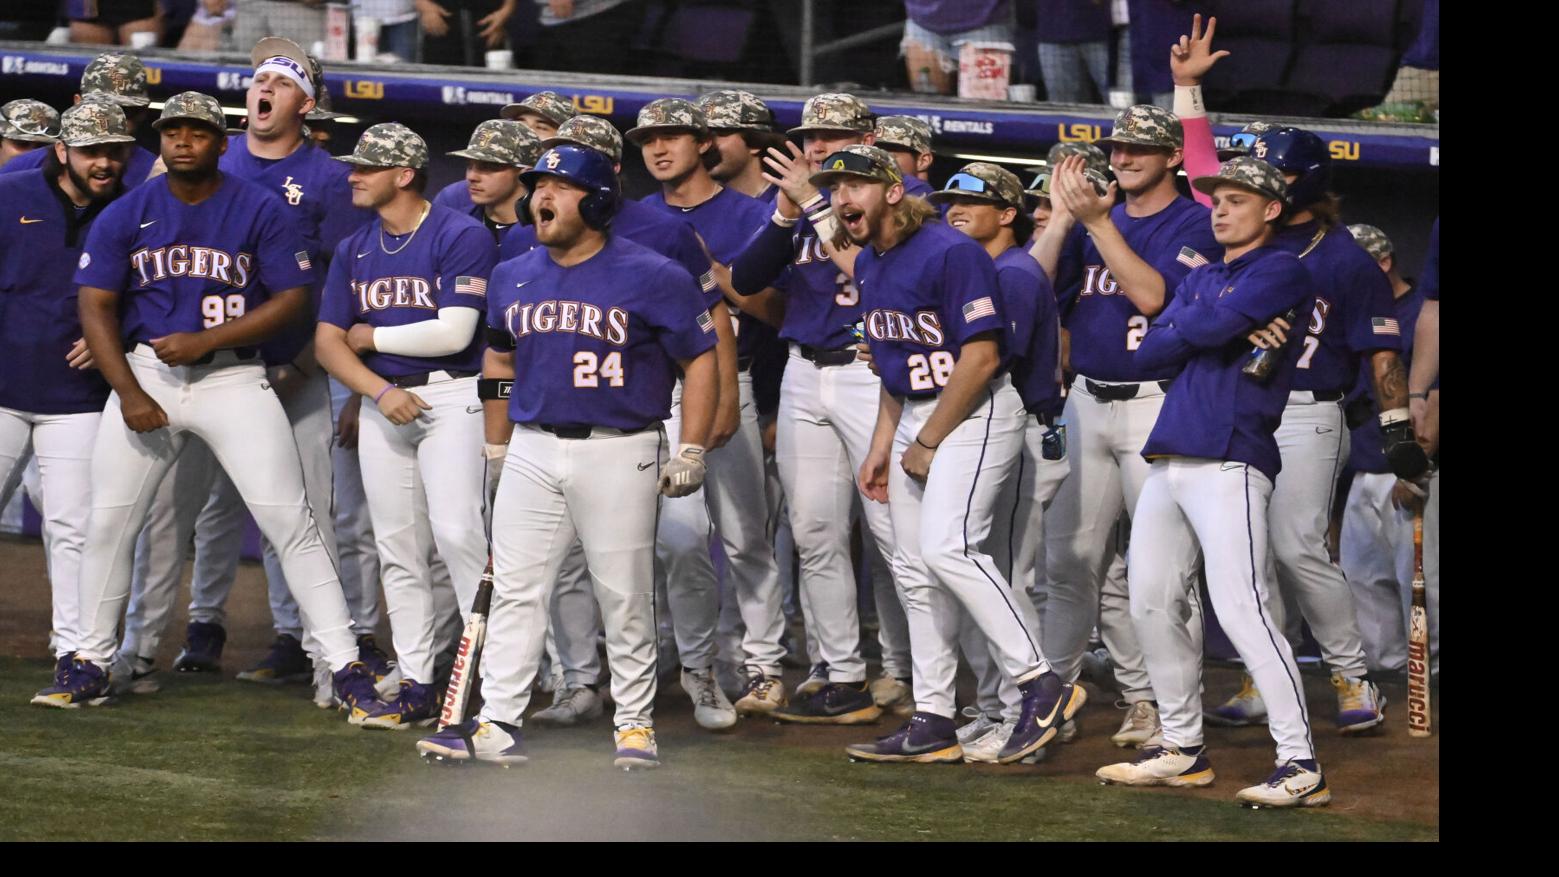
[503,299,630,346]
[863,308,945,347]
[352,276,437,311]
[130,245,252,288]
[1080,265,1120,297]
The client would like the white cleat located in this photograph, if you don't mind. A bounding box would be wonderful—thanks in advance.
[1331,673,1386,735]
[1206,674,1268,726]
[869,673,914,717]
[1235,759,1331,809]
[682,668,738,731]
[961,721,1017,764]
[1111,700,1161,748]
[796,663,830,698]
[956,706,1002,745]
[530,685,605,727]
[1096,745,1216,788]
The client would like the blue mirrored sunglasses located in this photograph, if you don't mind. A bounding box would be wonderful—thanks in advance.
[943,172,992,195]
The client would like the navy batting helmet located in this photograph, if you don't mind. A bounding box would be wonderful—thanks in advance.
[1250,126,1331,208]
[519,144,622,230]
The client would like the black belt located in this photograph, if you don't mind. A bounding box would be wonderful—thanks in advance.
[1028,410,1057,428]
[904,392,938,402]
[738,355,754,371]
[388,369,479,388]
[1084,379,1172,402]
[1308,389,1344,402]
[188,346,257,365]
[536,423,651,439]
[798,344,857,367]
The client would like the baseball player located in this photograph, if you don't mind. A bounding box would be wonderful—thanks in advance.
[499,91,579,140]
[1,101,130,698]
[416,144,720,769]
[923,162,1074,762]
[699,89,787,202]
[0,99,60,168]
[316,122,496,730]
[1028,105,1219,748]
[31,91,387,720]
[809,146,1081,764]
[1097,158,1328,809]
[872,115,936,197]
[1,53,158,188]
[632,97,790,717]
[1338,223,1429,675]
[729,93,904,724]
[434,119,541,249]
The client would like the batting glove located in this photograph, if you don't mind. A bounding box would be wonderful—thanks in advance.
[658,444,706,498]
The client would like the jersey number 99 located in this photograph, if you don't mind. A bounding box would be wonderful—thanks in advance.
[574,351,625,388]
[202,293,247,328]
[907,351,955,391]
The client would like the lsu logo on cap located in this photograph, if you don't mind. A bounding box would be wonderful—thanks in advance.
[545,150,562,169]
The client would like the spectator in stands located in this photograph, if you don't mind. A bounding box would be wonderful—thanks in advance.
[355,0,420,60]
[68,0,162,46]
[1033,0,1111,104]
[530,0,643,75]
[417,0,517,65]
[901,1,1015,95]
[176,1,236,52]
[1125,0,1176,108]
[234,0,327,54]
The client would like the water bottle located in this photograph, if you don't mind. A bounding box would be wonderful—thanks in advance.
[1242,307,1300,382]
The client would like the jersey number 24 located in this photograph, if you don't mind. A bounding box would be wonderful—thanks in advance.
[574,351,624,387]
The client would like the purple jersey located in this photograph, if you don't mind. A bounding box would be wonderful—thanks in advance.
[642,186,770,357]
[75,173,314,346]
[487,235,717,430]
[0,168,112,414]
[221,133,372,364]
[318,205,495,378]
[1347,287,1424,474]
[1061,197,1219,382]
[773,215,865,349]
[503,198,719,309]
[1136,246,1313,481]
[1271,221,1400,394]
[996,246,1063,416]
[1420,218,1438,301]
[856,221,1006,398]
[433,179,476,215]
[2,142,158,189]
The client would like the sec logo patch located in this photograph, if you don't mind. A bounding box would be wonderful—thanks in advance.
[79,252,91,270]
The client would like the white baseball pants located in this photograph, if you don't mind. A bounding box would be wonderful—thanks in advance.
[1129,458,1316,763]
[1340,472,1416,673]
[480,425,665,728]
[74,347,358,669]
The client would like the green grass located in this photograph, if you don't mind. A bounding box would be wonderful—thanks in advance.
[0,657,1435,841]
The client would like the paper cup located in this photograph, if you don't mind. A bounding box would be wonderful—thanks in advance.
[1007,83,1036,102]
[129,31,158,49]
[956,41,1015,101]
[354,17,380,63]
[486,50,514,70]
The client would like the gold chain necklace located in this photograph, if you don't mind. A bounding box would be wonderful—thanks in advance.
[379,202,431,256]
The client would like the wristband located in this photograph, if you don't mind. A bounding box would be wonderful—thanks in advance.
[798,192,826,214]
[811,208,840,248]
[1378,406,1410,428]
[915,436,938,451]
[373,384,393,404]
[771,208,799,228]
[483,442,509,461]
[477,378,513,400]
[1408,391,1431,401]
[1173,84,1205,118]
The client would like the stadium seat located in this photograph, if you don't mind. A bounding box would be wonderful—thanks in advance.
[1287,0,1402,115]
[1198,0,1297,112]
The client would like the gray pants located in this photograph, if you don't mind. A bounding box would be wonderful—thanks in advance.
[234,0,327,53]
[1037,41,1110,104]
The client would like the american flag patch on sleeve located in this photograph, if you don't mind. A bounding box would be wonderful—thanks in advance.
[962,296,997,323]
[699,270,717,293]
[1371,317,1400,336]
[696,309,715,333]
[294,251,312,271]
[1176,246,1209,269]
[455,276,487,296]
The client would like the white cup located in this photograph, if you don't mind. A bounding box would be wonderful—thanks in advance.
[354,17,380,62]
[1108,88,1134,110]
[486,50,514,70]
[129,31,158,49]
[1007,83,1036,103]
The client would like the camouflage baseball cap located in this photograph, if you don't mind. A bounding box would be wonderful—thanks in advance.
[1,99,61,143]
[1191,156,1289,203]
[697,89,775,131]
[59,99,136,147]
[500,91,578,127]
[1218,120,1278,160]
[448,119,541,168]
[540,114,623,164]
[928,162,1024,211]
[873,115,933,155]
[788,92,873,135]
[152,92,227,133]
[1347,223,1393,260]
[625,98,708,145]
[1046,140,1110,177]
[808,144,902,188]
[1097,104,1183,151]
[80,53,151,108]
[335,122,429,169]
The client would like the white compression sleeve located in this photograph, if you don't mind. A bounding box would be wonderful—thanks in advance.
[369,307,481,358]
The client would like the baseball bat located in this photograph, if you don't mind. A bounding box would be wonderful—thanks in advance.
[1407,510,1431,738]
[438,558,494,730]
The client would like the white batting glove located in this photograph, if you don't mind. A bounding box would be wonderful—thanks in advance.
[483,442,508,513]
[658,444,706,498]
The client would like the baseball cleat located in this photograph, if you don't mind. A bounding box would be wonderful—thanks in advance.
[32,656,111,709]
[1205,674,1268,726]
[417,718,528,766]
[1096,744,1216,788]
[795,662,830,697]
[1331,673,1386,734]
[1056,718,1079,743]
[312,659,338,709]
[734,671,786,716]
[530,685,605,727]
[682,667,738,731]
[869,673,914,717]
[1235,759,1331,809]
[361,680,437,730]
[332,661,389,725]
[237,633,312,684]
[109,653,161,695]
[772,682,883,725]
[998,672,1086,764]
[845,711,963,763]
[1111,700,1162,747]
[956,706,1001,745]
[356,634,395,681]
[961,720,1016,764]
[613,724,660,770]
[172,621,226,673]
[1080,646,1120,694]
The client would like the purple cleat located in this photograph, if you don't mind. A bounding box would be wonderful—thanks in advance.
[417,718,528,766]
[845,711,963,763]
[173,621,226,673]
[31,655,111,709]
[361,680,437,730]
[998,671,1087,764]
[332,661,390,726]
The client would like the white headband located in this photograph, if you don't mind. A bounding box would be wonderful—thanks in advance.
[255,56,315,99]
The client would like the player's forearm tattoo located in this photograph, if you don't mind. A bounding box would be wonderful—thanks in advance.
[1375,353,1408,410]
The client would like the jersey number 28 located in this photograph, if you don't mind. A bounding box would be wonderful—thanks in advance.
[907,351,954,391]
[574,351,624,388]
[202,294,246,328]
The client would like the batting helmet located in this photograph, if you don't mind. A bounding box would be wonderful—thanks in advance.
[1250,126,1330,209]
[519,144,622,231]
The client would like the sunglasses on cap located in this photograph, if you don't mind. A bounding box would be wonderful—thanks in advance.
[942,172,1001,196]
[820,149,899,182]
[1026,171,1052,196]
[1226,131,1259,152]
